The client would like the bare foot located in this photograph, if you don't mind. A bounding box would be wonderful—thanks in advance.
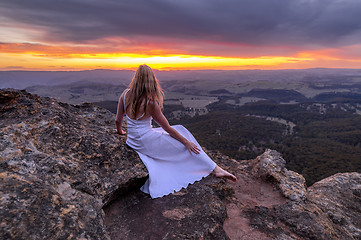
[213,165,237,182]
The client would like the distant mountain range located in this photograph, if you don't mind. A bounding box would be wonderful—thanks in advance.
[1,68,361,89]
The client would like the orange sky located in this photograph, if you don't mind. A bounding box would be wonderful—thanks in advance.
[1,0,361,71]
[1,41,361,71]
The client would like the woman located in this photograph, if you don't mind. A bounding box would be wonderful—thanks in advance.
[115,64,236,198]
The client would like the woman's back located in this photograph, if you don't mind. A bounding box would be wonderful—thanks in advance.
[123,89,151,121]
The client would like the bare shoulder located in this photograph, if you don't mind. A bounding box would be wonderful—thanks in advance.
[121,88,130,96]
[119,88,130,101]
[147,99,160,111]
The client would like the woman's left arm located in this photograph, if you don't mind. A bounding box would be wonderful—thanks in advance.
[149,101,200,154]
[115,93,126,135]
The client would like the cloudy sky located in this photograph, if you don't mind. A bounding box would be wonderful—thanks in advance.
[0,0,361,70]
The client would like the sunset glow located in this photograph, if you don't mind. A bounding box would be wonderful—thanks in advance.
[1,0,360,71]
[0,50,315,71]
[2,42,360,71]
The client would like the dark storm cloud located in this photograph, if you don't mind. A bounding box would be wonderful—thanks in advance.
[1,0,361,47]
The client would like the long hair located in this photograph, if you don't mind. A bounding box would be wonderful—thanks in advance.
[126,64,164,118]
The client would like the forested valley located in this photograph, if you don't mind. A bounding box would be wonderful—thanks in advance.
[166,92,361,186]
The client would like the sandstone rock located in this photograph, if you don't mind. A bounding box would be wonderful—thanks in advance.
[1,89,147,239]
[104,177,229,240]
[228,150,361,240]
[307,172,361,239]
[105,148,361,240]
[251,149,307,202]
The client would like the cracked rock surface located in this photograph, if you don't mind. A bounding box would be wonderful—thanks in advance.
[1,89,147,240]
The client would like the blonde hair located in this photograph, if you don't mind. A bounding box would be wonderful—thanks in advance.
[126,64,164,118]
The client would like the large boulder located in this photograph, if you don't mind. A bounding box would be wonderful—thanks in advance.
[0,89,147,239]
[307,172,361,239]
[222,150,361,240]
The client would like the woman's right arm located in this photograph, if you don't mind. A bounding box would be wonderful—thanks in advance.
[115,92,126,135]
[149,101,200,154]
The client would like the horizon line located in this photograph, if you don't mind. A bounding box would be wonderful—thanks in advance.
[1,67,361,72]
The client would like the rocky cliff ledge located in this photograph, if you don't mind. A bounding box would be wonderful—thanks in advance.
[1,89,360,240]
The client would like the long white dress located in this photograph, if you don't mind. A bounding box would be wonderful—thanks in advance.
[123,93,217,198]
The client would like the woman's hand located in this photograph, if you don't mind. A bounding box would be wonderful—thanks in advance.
[185,141,200,155]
